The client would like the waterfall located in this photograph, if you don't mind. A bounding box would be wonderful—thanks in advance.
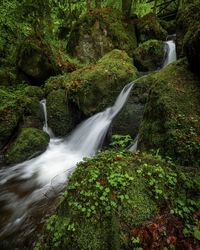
[40,99,54,137]
[129,38,177,153]
[0,81,134,237]
[163,39,177,67]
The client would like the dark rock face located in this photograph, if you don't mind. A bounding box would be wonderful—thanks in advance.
[183,25,200,76]
[46,89,76,137]
[17,38,61,85]
[139,59,200,167]
[5,128,49,164]
[110,73,154,139]
[176,2,200,58]
[67,8,137,63]
[136,13,167,43]
[133,40,165,71]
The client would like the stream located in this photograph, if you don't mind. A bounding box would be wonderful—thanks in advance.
[0,39,176,249]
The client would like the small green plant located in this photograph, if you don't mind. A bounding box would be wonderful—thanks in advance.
[131,236,143,250]
[110,134,133,149]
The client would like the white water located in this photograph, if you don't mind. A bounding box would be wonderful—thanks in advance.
[129,39,177,152]
[0,82,134,236]
[40,99,54,137]
[163,40,177,67]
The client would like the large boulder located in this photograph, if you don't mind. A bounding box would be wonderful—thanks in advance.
[136,13,167,43]
[45,49,139,117]
[5,128,49,164]
[176,2,200,58]
[46,89,77,136]
[67,8,137,63]
[139,59,200,167]
[133,40,166,71]
[17,37,76,85]
[183,23,200,76]
[35,150,200,249]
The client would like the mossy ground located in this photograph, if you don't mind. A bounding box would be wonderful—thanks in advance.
[35,150,200,250]
[139,59,200,167]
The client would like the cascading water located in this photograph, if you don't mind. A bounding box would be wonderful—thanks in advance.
[163,38,177,67]
[0,38,177,247]
[129,38,177,152]
[0,82,134,242]
[40,99,54,137]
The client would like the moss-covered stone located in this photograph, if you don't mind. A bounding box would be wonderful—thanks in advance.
[0,86,26,150]
[136,13,167,43]
[36,150,200,249]
[45,49,139,116]
[67,8,137,63]
[139,59,200,167]
[17,37,62,85]
[183,23,200,76]
[176,2,200,58]
[5,128,49,164]
[133,40,165,71]
[46,89,76,136]
[36,151,160,250]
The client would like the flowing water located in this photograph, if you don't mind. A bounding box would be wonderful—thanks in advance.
[0,82,135,247]
[0,39,177,248]
[163,39,177,67]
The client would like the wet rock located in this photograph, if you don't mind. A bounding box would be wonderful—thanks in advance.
[139,59,200,167]
[67,8,137,63]
[133,40,166,71]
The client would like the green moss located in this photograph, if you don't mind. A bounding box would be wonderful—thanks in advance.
[133,39,165,71]
[24,86,44,99]
[5,128,49,164]
[67,8,137,63]
[0,85,27,149]
[0,67,18,86]
[17,37,61,85]
[37,151,160,250]
[136,13,167,43]
[176,2,200,57]
[45,49,138,116]
[46,89,75,136]
[139,59,200,167]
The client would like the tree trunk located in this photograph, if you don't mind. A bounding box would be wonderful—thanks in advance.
[122,0,133,18]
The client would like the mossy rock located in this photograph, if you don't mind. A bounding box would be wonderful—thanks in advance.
[36,151,161,250]
[5,128,49,164]
[0,86,26,150]
[110,73,155,139]
[139,59,200,167]
[46,89,77,136]
[67,8,137,63]
[183,23,200,76]
[136,13,167,43]
[176,2,200,58]
[133,40,165,71]
[45,49,139,116]
[17,37,62,85]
